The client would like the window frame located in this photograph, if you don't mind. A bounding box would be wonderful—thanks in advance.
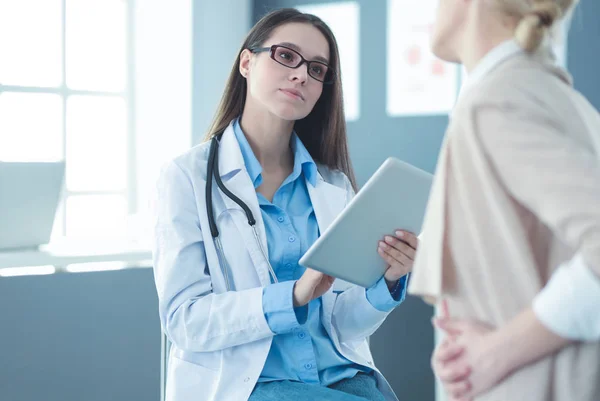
[0,0,137,238]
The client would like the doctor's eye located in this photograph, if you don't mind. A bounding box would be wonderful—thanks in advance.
[275,48,299,65]
[309,64,327,79]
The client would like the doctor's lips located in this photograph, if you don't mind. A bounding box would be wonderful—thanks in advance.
[280,88,305,101]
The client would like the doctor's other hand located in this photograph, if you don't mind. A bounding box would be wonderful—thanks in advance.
[293,268,335,307]
[378,230,418,288]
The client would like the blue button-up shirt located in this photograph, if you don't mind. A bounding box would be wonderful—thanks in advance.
[232,118,408,386]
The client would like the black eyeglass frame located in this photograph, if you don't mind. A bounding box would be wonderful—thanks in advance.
[249,44,336,84]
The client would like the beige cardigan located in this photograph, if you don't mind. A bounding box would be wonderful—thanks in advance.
[408,52,600,400]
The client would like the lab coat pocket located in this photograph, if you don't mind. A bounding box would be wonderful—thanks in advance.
[167,352,219,398]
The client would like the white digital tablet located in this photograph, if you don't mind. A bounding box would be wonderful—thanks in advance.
[299,157,433,288]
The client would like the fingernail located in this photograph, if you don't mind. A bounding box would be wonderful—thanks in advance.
[395,230,404,237]
[385,236,394,243]
[379,242,389,249]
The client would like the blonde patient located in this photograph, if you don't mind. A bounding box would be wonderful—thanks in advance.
[408,0,600,400]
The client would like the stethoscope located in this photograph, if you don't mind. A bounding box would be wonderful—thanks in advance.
[206,133,278,291]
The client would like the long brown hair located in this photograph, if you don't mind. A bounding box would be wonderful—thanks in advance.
[203,8,357,191]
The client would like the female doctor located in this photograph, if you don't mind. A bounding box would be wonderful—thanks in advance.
[407,0,600,400]
[153,8,418,401]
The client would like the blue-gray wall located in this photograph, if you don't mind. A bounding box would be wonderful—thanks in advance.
[0,268,159,401]
[192,0,251,144]
[568,4,600,108]
[0,2,598,401]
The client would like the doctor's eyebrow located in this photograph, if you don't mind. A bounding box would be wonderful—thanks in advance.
[277,41,330,64]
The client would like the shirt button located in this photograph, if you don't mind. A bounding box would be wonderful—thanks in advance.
[277,216,285,223]
[304,363,312,370]
[288,236,296,242]
[244,377,250,383]
[298,332,305,339]
[285,263,292,268]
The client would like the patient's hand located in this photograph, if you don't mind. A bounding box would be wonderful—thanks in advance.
[377,230,418,289]
[431,337,472,401]
[432,302,508,401]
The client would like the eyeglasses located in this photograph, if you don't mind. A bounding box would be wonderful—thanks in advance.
[250,45,335,84]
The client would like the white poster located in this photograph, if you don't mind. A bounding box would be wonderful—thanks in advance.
[553,16,571,68]
[296,2,360,121]
[387,0,459,116]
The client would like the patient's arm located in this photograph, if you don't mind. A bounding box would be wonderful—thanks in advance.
[431,304,572,400]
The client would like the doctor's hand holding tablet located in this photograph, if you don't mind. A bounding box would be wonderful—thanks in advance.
[378,229,418,290]
[293,228,418,307]
[298,157,432,295]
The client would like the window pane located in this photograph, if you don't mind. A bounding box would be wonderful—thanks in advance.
[296,2,360,121]
[50,200,65,241]
[66,195,127,239]
[553,16,571,68]
[0,0,62,87]
[387,0,458,116]
[66,95,127,191]
[0,93,63,162]
[134,0,192,226]
[66,0,126,91]
[66,261,126,273]
[0,266,56,277]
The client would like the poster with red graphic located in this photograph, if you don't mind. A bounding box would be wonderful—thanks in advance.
[387,0,459,116]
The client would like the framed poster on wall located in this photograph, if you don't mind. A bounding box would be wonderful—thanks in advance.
[387,0,459,116]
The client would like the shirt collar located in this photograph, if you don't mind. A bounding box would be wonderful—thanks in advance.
[232,117,317,189]
[460,40,523,97]
[291,131,318,187]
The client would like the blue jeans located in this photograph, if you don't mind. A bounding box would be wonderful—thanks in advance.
[249,372,388,401]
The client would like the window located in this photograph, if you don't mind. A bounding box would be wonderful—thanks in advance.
[0,0,133,240]
[553,15,572,68]
[296,2,360,121]
[387,0,459,116]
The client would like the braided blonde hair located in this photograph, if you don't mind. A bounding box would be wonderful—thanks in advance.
[499,0,579,52]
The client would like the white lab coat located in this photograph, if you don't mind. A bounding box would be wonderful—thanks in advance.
[153,122,399,401]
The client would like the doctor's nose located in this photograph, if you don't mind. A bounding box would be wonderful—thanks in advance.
[289,62,309,84]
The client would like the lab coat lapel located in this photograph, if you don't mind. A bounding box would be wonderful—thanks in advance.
[216,125,272,287]
[307,171,348,317]
[307,172,347,235]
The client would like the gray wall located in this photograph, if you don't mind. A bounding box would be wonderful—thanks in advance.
[0,2,598,401]
[568,4,600,109]
[0,268,159,401]
[192,0,252,144]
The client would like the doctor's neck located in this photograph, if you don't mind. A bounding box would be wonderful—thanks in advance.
[239,106,295,172]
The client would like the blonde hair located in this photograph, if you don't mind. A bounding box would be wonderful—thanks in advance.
[499,0,579,52]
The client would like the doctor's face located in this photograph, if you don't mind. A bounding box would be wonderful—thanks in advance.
[240,22,330,121]
[430,0,468,63]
